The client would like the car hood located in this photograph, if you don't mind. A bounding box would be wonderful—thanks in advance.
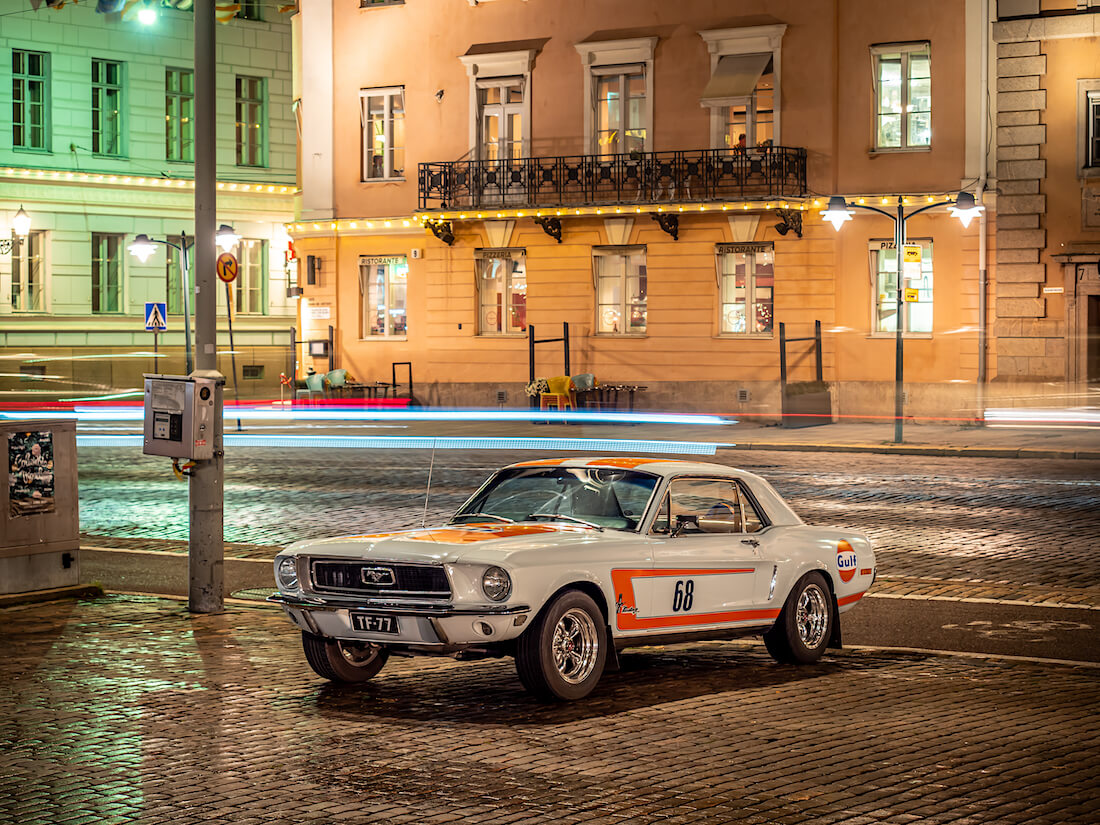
[283,522,624,564]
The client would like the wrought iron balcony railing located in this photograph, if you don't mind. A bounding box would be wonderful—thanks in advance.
[418,146,807,212]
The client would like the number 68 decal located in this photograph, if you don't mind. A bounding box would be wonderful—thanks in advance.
[672,579,695,612]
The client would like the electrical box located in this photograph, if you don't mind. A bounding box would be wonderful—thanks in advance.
[142,375,217,460]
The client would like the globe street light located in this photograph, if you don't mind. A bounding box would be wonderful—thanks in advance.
[1,205,31,255]
[823,191,984,443]
[128,232,195,374]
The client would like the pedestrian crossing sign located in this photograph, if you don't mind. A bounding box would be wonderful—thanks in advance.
[145,302,168,332]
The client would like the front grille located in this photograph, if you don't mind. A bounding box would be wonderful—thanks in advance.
[310,560,451,599]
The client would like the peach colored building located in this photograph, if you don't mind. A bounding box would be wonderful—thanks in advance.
[288,0,1005,418]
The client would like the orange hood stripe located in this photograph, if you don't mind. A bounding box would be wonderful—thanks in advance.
[337,523,588,544]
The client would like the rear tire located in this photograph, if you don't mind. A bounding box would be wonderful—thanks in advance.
[516,590,607,701]
[301,631,388,682]
[763,572,833,665]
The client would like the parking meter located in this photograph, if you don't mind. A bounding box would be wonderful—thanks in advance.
[142,374,217,460]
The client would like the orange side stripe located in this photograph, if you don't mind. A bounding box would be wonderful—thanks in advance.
[837,591,867,606]
[619,607,781,631]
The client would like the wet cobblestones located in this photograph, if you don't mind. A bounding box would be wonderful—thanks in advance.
[1,595,1097,824]
[77,447,1100,604]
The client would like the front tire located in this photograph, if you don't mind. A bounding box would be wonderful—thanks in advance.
[763,572,833,665]
[301,631,388,682]
[516,590,607,701]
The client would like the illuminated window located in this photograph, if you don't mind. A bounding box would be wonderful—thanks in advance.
[721,61,774,150]
[717,243,774,335]
[477,250,527,334]
[165,68,194,162]
[699,26,786,151]
[1088,90,1100,168]
[12,231,45,313]
[235,239,267,315]
[92,59,123,156]
[478,78,525,161]
[359,255,408,337]
[594,247,646,335]
[871,239,933,334]
[13,49,49,150]
[235,75,265,167]
[594,69,647,157]
[91,233,122,314]
[360,87,405,180]
[872,42,931,150]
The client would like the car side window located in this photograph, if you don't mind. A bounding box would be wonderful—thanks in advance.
[652,493,670,534]
[739,485,764,533]
[667,478,743,535]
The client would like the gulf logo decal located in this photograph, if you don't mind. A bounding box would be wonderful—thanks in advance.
[837,540,858,583]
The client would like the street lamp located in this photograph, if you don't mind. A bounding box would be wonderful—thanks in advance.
[128,232,195,374]
[1,205,31,255]
[823,191,983,443]
[216,224,241,253]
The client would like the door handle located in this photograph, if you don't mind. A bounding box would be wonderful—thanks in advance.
[741,539,759,548]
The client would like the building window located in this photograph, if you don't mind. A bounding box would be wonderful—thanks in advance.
[12,231,45,312]
[1088,90,1100,168]
[361,0,404,6]
[235,239,266,314]
[92,59,123,156]
[360,87,405,180]
[594,247,646,335]
[700,26,786,151]
[871,239,933,334]
[477,250,527,334]
[872,42,931,150]
[165,234,185,314]
[13,50,49,151]
[236,0,261,20]
[576,38,656,156]
[717,243,774,335]
[478,78,525,161]
[594,68,647,157]
[92,233,122,314]
[166,68,194,162]
[720,60,774,150]
[359,255,408,337]
[236,75,265,167]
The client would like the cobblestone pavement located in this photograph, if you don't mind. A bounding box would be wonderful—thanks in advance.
[1,595,1097,825]
[77,447,1100,604]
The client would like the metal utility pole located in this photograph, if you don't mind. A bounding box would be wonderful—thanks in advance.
[893,198,905,445]
[189,0,225,613]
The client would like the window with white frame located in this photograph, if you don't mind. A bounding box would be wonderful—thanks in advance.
[576,38,656,156]
[11,231,45,312]
[1087,90,1100,168]
[91,233,122,314]
[594,67,647,156]
[165,68,194,162]
[165,234,185,315]
[871,239,933,334]
[359,255,408,337]
[92,59,123,156]
[235,75,265,167]
[717,243,774,335]
[361,87,405,180]
[477,77,525,161]
[235,239,267,315]
[477,249,526,334]
[13,49,49,151]
[872,42,931,150]
[699,26,786,152]
[594,247,647,335]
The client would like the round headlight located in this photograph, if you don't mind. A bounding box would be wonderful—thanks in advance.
[276,557,299,591]
[481,566,511,602]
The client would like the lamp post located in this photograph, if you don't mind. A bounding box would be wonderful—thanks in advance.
[128,232,194,374]
[822,191,983,444]
[1,205,31,255]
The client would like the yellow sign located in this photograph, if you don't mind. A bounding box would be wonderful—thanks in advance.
[216,252,239,284]
[902,244,922,264]
[904,287,919,303]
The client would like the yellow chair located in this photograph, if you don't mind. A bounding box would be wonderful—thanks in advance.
[540,375,576,411]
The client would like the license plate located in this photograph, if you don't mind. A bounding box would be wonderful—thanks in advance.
[351,613,398,634]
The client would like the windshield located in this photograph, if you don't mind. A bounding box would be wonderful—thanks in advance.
[451,467,661,531]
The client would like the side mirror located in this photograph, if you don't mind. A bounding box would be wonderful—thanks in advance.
[672,514,698,537]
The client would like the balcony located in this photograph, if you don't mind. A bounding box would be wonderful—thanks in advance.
[417,146,808,212]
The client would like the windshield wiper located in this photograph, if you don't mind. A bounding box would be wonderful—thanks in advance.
[526,513,604,531]
[450,512,516,524]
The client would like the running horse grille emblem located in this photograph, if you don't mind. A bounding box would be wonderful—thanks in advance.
[360,566,395,586]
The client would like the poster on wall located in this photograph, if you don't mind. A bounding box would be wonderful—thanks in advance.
[8,431,56,518]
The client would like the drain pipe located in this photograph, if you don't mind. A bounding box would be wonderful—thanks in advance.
[976,0,990,424]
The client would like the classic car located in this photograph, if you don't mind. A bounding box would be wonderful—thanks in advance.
[270,457,875,701]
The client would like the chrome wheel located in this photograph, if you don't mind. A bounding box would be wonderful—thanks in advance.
[338,641,384,668]
[552,607,600,684]
[795,584,829,650]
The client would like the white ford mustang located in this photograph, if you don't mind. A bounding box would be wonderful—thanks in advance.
[271,457,875,701]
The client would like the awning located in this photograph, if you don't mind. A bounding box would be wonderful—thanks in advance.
[700,53,771,106]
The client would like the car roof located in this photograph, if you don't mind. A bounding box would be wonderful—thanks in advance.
[502,457,803,525]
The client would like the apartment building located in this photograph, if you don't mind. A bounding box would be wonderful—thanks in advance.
[0,0,297,401]
[289,0,1000,417]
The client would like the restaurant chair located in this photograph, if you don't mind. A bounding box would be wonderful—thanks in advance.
[540,375,576,411]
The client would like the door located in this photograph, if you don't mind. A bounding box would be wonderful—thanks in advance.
[478,78,525,206]
[631,477,776,634]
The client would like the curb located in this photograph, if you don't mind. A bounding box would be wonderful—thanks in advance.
[720,442,1094,460]
[0,584,105,608]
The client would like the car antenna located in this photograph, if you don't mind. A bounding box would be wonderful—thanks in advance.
[421,439,437,528]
